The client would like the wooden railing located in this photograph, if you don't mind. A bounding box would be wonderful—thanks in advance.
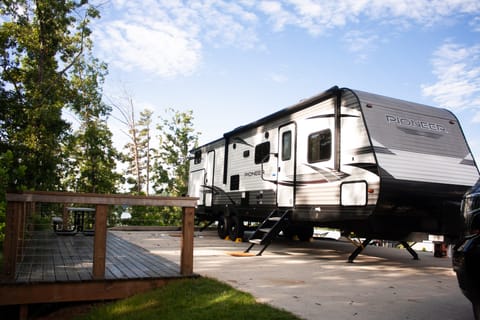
[2,191,198,280]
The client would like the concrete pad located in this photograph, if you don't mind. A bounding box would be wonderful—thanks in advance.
[112,230,472,320]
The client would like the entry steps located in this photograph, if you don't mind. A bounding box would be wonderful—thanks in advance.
[244,209,290,256]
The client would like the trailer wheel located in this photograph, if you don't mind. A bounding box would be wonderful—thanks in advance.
[283,225,313,241]
[282,225,294,240]
[228,216,244,241]
[297,226,314,242]
[217,215,231,239]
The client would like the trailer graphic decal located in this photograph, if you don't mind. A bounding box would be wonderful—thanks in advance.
[385,114,447,133]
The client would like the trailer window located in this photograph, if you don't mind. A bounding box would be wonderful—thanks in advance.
[230,175,240,190]
[282,131,292,161]
[193,150,202,164]
[255,142,270,164]
[308,129,331,163]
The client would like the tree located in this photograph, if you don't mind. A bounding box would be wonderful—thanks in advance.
[0,1,110,241]
[121,108,200,226]
[0,0,101,191]
[61,46,121,194]
[137,109,153,195]
[112,93,154,195]
[154,108,200,196]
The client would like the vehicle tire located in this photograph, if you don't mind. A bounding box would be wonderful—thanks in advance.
[217,215,231,239]
[282,225,294,240]
[297,226,314,242]
[473,301,480,320]
[228,216,244,241]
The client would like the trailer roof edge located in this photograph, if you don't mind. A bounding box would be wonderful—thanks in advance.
[223,85,341,139]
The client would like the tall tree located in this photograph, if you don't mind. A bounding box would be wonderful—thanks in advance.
[137,109,153,195]
[153,108,200,196]
[0,0,101,191]
[61,54,121,194]
[112,93,153,195]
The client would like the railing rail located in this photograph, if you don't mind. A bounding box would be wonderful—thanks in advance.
[2,191,198,280]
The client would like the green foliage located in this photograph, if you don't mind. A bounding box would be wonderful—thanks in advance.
[62,120,121,193]
[0,150,26,245]
[118,107,199,226]
[121,108,154,194]
[0,1,202,236]
[154,109,200,196]
[0,0,102,191]
[121,206,181,226]
[0,1,115,242]
[1,0,119,194]
[75,277,300,320]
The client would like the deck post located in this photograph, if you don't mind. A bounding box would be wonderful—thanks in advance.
[2,201,23,280]
[92,204,108,280]
[180,206,195,275]
[17,202,27,261]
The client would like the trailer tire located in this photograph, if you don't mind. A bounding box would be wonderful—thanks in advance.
[282,225,294,240]
[283,225,313,241]
[297,226,314,242]
[229,216,244,241]
[217,215,231,239]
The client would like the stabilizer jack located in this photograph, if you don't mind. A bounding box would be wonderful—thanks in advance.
[347,238,419,263]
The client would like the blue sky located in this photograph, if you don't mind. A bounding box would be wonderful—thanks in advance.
[91,0,480,162]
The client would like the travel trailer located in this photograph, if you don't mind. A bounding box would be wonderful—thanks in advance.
[188,86,479,258]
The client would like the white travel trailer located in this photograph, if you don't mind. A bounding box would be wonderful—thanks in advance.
[188,86,479,258]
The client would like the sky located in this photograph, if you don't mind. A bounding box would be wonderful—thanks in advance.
[90,0,480,162]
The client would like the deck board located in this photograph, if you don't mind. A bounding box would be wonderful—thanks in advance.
[13,230,182,283]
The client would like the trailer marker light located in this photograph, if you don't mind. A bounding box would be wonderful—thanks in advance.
[368,188,374,194]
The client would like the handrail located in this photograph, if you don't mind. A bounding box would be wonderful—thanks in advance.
[6,191,198,207]
[2,191,198,280]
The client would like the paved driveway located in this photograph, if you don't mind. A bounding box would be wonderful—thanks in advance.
[113,230,473,320]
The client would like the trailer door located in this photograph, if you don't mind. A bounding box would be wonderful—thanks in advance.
[277,123,296,207]
[205,151,215,207]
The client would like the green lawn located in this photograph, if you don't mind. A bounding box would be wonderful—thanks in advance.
[75,277,301,320]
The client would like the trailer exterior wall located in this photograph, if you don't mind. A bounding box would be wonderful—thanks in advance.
[188,86,479,239]
[353,89,479,236]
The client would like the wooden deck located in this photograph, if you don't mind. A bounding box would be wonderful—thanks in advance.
[1,191,198,319]
[14,230,181,283]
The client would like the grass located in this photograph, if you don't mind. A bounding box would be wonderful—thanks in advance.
[74,277,301,320]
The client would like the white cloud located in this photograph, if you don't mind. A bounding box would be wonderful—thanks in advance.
[94,0,261,78]
[92,0,480,78]
[96,20,201,77]
[422,41,480,110]
[257,0,480,35]
[470,16,480,32]
[258,1,294,32]
[474,111,480,123]
[342,30,379,61]
[270,73,288,83]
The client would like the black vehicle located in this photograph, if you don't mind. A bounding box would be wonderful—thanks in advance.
[453,179,480,320]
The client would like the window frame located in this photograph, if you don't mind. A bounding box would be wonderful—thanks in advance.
[254,141,271,164]
[307,129,332,163]
[193,150,202,164]
[281,130,292,161]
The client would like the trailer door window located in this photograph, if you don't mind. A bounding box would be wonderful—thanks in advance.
[282,131,292,161]
[255,141,270,164]
[308,129,331,163]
